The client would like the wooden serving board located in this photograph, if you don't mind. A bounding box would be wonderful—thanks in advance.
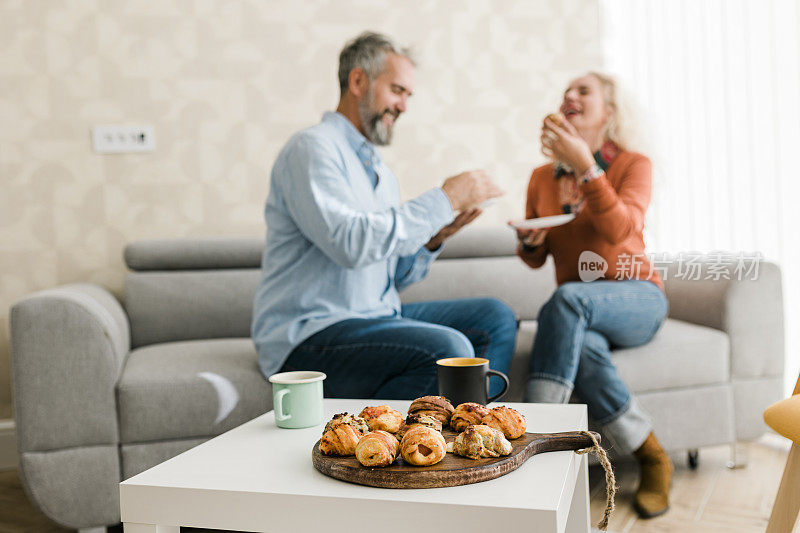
[312,429,600,489]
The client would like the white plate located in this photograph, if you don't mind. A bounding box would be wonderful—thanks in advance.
[508,213,576,230]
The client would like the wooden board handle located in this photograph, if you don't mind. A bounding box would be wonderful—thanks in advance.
[531,431,601,454]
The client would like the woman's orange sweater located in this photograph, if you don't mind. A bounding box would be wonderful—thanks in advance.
[517,151,663,290]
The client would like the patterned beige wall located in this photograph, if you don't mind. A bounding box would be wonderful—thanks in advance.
[0,0,602,417]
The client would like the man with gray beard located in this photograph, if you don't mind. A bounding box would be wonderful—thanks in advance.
[252,32,517,399]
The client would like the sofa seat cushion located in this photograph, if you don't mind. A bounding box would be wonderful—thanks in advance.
[512,318,729,396]
[612,319,730,392]
[117,338,272,444]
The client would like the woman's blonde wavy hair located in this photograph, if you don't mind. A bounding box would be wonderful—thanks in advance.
[586,71,644,154]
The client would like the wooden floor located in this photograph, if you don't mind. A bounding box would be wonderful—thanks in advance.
[0,435,794,532]
[588,434,795,532]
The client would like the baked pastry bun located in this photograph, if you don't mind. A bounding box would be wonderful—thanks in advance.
[400,425,447,466]
[481,406,526,439]
[323,412,369,435]
[450,402,490,432]
[319,423,362,456]
[546,112,565,126]
[359,405,403,433]
[395,414,443,442]
[447,424,512,459]
[408,396,454,425]
[355,430,400,467]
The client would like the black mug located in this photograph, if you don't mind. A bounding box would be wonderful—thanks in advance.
[436,357,509,407]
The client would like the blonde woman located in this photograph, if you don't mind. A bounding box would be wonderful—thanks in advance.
[514,72,672,518]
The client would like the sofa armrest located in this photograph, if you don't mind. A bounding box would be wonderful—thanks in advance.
[663,259,784,379]
[10,283,130,453]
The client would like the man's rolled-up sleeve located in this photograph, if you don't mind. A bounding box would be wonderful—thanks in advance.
[395,243,445,290]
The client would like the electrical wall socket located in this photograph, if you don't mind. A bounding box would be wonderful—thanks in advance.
[92,125,155,154]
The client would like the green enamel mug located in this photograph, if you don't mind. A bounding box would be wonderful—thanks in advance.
[268,371,326,429]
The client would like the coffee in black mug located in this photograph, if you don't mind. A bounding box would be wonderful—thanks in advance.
[436,357,509,407]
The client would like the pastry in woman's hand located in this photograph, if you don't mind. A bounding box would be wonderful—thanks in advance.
[546,112,565,126]
[319,423,362,456]
[323,412,369,436]
[400,425,447,466]
[355,430,400,467]
[395,414,442,442]
[359,405,403,433]
[481,406,526,439]
[447,424,513,459]
[408,396,454,425]
[450,402,490,432]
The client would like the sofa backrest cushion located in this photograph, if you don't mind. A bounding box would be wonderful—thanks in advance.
[124,227,557,348]
[400,256,556,318]
[125,237,263,271]
[125,269,261,348]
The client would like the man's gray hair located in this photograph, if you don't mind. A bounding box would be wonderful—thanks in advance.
[338,31,414,95]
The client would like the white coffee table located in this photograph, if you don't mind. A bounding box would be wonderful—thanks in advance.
[120,399,590,533]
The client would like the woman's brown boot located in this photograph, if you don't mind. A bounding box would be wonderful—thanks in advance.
[632,432,673,518]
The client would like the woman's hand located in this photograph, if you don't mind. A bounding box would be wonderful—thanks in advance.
[509,224,548,249]
[541,117,596,175]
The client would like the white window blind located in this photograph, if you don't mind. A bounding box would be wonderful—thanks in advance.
[601,0,800,394]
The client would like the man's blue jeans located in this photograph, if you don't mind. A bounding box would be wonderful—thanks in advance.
[525,280,668,453]
[282,298,518,400]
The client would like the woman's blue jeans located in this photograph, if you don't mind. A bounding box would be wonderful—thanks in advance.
[525,280,668,453]
[282,298,518,400]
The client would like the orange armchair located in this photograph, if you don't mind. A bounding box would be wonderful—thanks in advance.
[765,378,800,532]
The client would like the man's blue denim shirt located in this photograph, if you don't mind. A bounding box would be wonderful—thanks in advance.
[251,111,454,377]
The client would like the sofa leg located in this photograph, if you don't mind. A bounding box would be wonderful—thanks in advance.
[688,449,699,469]
[727,442,748,469]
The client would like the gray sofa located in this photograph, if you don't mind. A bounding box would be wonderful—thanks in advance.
[9,227,784,531]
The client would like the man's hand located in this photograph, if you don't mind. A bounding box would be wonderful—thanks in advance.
[425,208,482,251]
[441,170,504,211]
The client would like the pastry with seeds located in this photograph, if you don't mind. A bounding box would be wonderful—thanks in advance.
[450,402,491,432]
[395,413,442,441]
[408,396,454,425]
